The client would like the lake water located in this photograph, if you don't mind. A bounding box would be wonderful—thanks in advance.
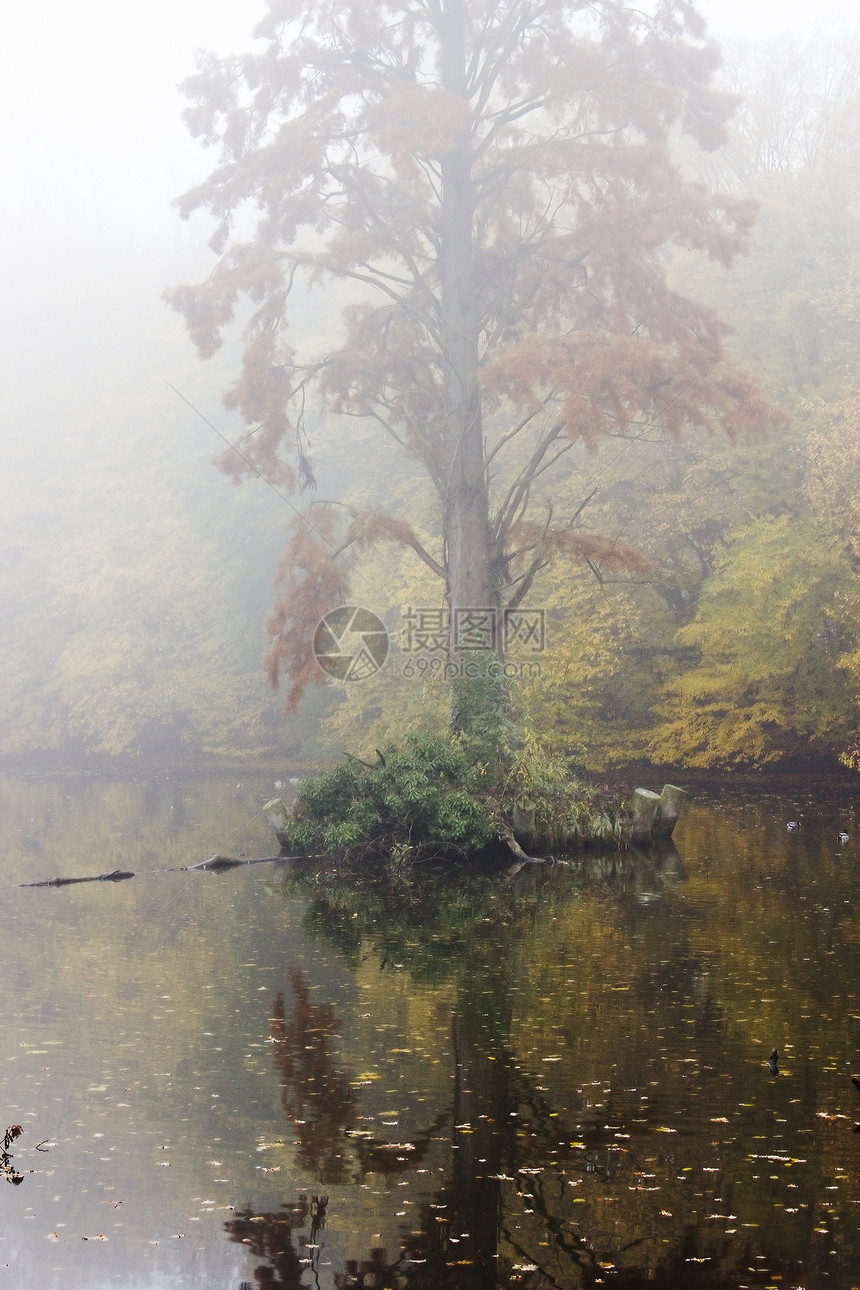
[2,772,860,1289]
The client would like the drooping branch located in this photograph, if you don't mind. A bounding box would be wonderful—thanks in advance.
[505,517,653,611]
[335,507,446,580]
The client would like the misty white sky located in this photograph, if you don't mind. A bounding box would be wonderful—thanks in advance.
[698,0,858,39]
[2,0,857,245]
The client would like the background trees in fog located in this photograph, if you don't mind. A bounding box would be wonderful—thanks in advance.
[166,0,779,740]
[2,28,859,771]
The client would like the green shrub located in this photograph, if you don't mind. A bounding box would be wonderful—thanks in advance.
[501,727,626,849]
[288,732,497,865]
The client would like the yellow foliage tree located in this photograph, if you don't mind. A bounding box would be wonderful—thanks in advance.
[648,515,858,767]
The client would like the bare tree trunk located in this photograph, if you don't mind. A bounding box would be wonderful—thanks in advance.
[440,0,496,622]
[438,0,508,755]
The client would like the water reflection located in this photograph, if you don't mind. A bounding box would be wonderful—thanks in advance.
[226,1194,328,1289]
[271,972,356,1184]
[3,775,860,1287]
[1,1124,25,1185]
[237,792,860,1288]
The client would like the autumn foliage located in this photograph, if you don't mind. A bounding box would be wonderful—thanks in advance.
[168,0,782,710]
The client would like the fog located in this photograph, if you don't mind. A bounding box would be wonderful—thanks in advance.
[1,0,858,768]
[4,0,856,236]
[700,0,857,40]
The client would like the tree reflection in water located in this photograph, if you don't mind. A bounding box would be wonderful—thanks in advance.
[270,971,356,1184]
[226,1192,327,1289]
[225,856,817,1288]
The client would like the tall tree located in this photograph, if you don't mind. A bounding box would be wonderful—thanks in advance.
[168,0,780,736]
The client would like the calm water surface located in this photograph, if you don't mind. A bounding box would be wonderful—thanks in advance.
[1,773,860,1289]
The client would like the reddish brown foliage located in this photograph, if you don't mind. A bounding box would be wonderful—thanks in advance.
[264,510,349,710]
[168,0,784,704]
[511,521,653,576]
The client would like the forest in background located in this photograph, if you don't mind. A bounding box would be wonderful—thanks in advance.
[2,37,859,773]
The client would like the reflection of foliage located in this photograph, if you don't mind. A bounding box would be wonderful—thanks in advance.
[1,1125,23,1186]
[272,967,449,1182]
[290,849,662,984]
[270,973,355,1184]
[226,1193,328,1289]
[349,1116,447,1182]
[230,1177,805,1289]
[290,865,501,981]
[246,795,860,1289]
[336,1248,401,1288]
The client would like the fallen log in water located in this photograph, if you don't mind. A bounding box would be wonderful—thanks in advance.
[19,869,134,888]
[170,854,293,873]
[18,856,297,886]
